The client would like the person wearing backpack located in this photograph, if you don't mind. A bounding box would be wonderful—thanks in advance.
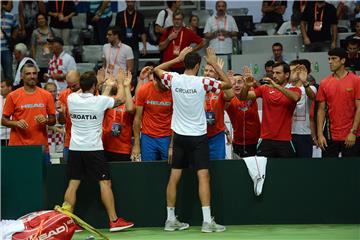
[155,1,181,36]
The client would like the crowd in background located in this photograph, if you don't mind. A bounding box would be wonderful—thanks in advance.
[1,0,360,163]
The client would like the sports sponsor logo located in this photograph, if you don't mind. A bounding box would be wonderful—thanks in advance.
[21,103,45,109]
[146,100,171,106]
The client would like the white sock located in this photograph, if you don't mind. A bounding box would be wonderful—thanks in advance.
[202,206,212,223]
[167,207,176,221]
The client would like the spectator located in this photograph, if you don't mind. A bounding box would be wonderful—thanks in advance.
[18,1,46,45]
[346,18,360,41]
[102,69,135,162]
[31,13,55,84]
[88,1,112,45]
[153,47,231,232]
[204,0,239,69]
[204,60,234,160]
[131,69,173,161]
[316,48,360,157]
[159,10,205,73]
[288,60,317,158]
[1,63,56,164]
[103,26,134,77]
[333,1,358,20]
[300,1,338,52]
[345,39,360,71]
[239,62,301,158]
[62,71,134,232]
[46,37,77,92]
[47,0,76,45]
[264,60,275,78]
[155,0,182,36]
[1,1,17,82]
[270,42,289,63]
[188,14,203,37]
[58,70,80,162]
[1,79,13,146]
[13,43,39,89]
[115,0,147,83]
[277,14,301,35]
[261,0,287,30]
[226,74,260,157]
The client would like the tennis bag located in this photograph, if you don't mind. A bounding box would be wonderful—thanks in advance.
[12,210,76,240]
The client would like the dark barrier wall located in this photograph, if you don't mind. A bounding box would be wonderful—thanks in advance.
[1,146,45,219]
[2,147,360,227]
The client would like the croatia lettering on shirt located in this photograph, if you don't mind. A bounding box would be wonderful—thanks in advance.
[70,114,97,120]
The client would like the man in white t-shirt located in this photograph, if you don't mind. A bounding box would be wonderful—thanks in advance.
[63,71,134,232]
[154,47,232,233]
[155,0,181,36]
[103,26,134,77]
[203,0,239,69]
[46,37,77,92]
[289,60,317,158]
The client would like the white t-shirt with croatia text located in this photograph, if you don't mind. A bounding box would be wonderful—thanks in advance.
[161,72,222,136]
[68,92,114,151]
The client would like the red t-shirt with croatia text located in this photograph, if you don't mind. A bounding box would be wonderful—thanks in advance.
[206,91,226,137]
[316,72,360,140]
[160,27,203,69]
[58,88,72,148]
[2,87,56,151]
[102,104,134,154]
[135,81,173,137]
[255,85,301,141]
[226,97,260,145]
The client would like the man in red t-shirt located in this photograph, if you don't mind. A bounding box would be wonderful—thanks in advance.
[2,63,56,163]
[316,48,360,157]
[132,75,173,161]
[239,62,301,157]
[203,61,234,159]
[159,9,205,73]
[103,69,135,161]
[58,70,80,162]
[226,74,260,157]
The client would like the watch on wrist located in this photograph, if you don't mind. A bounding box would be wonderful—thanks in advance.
[351,129,357,135]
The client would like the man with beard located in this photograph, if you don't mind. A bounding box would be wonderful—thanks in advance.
[239,62,301,157]
[2,63,56,164]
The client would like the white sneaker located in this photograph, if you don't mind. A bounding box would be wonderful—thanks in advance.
[201,218,226,233]
[164,217,190,231]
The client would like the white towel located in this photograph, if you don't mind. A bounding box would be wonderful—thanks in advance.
[0,220,25,240]
[243,156,267,196]
[14,57,39,87]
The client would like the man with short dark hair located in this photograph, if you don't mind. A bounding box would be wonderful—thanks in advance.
[154,47,232,232]
[345,39,360,71]
[103,26,134,76]
[264,60,275,78]
[316,48,360,157]
[1,64,56,163]
[239,62,301,157]
[270,42,289,63]
[63,70,134,231]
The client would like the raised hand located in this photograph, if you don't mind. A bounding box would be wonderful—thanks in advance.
[123,70,132,87]
[243,65,253,78]
[217,57,225,70]
[116,68,125,85]
[204,47,217,66]
[178,46,193,62]
[139,66,153,81]
[96,68,106,85]
[298,65,308,84]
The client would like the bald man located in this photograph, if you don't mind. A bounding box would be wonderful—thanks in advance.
[58,70,81,161]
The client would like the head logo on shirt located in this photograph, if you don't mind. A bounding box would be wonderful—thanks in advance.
[21,103,45,109]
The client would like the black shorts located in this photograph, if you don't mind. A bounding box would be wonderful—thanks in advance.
[104,150,131,162]
[67,150,110,181]
[172,132,210,170]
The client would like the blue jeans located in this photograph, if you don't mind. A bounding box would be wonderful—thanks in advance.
[140,133,171,161]
[1,50,14,81]
[208,131,226,160]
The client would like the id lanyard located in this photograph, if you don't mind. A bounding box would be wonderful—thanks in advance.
[300,0,307,12]
[215,16,227,32]
[107,44,121,68]
[172,28,183,48]
[124,11,137,29]
[314,3,324,23]
[55,0,65,14]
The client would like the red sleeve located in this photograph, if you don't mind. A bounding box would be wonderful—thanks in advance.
[58,90,66,105]
[46,93,56,115]
[159,28,170,43]
[188,28,203,44]
[2,94,15,117]
[135,84,147,107]
[254,85,264,98]
[316,83,326,102]
[355,75,360,100]
[288,86,302,98]
[202,77,221,94]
